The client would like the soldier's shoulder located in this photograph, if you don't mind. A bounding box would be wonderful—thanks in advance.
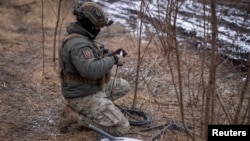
[64,33,90,44]
[64,35,93,49]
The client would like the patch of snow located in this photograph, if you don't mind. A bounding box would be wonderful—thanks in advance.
[91,0,250,59]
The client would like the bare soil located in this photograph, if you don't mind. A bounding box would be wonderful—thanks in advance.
[0,1,248,141]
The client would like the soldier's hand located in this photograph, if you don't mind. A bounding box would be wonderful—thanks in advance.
[113,54,125,66]
[113,48,128,57]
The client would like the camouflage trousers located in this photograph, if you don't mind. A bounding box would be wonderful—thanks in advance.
[66,78,131,136]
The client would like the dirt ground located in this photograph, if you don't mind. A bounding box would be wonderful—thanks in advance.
[0,1,169,141]
[0,1,248,141]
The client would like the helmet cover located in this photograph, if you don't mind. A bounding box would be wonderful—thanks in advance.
[80,2,108,28]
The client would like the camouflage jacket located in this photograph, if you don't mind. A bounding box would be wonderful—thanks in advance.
[59,22,115,98]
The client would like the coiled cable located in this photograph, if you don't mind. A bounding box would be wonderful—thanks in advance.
[115,104,153,127]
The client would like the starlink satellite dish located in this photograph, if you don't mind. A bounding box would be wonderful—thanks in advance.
[89,124,144,141]
[100,137,143,141]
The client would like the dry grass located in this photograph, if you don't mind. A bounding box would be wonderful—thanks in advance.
[0,0,249,141]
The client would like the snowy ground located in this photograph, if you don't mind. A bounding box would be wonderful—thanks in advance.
[92,0,250,62]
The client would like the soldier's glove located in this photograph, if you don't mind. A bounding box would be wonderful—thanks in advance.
[113,54,124,66]
[113,48,128,57]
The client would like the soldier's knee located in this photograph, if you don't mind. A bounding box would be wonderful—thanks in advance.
[115,118,130,136]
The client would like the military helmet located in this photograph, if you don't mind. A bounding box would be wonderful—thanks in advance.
[74,2,108,28]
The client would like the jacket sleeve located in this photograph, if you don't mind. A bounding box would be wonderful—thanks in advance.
[69,45,116,80]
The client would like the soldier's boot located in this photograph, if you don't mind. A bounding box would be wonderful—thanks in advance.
[59,105,79,133]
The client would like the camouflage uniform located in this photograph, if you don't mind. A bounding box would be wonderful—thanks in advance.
[67,78,130,136]
[58,8,130,136]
